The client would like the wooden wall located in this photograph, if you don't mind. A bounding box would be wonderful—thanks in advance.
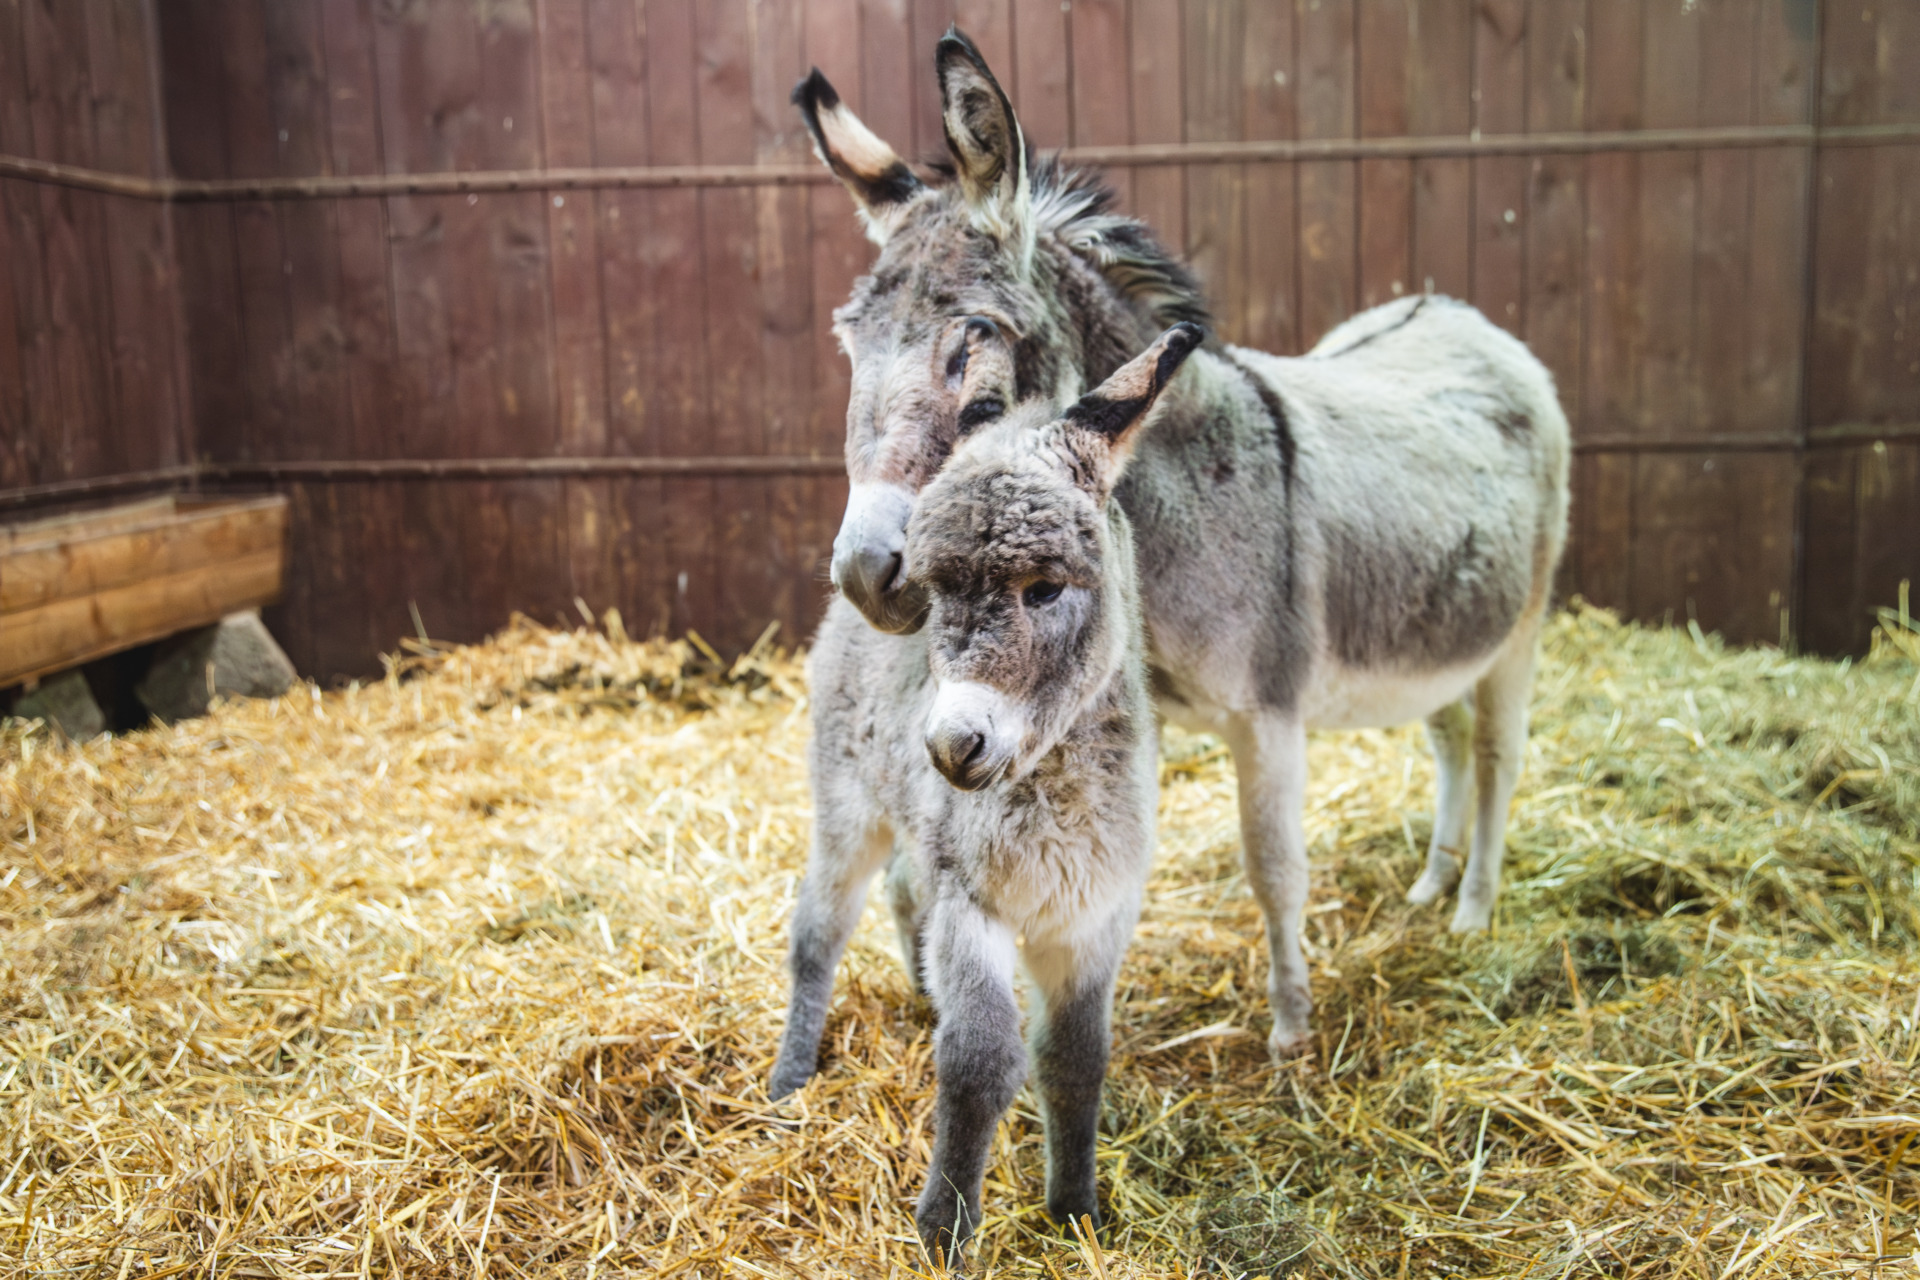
[0,0,190,495]
[2,1,1917,677]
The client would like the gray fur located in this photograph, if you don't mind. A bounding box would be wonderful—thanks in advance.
[791,32,1572,1067]
[771,330,1200,1268]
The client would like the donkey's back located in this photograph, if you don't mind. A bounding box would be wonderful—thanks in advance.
[1186,294,1570,727]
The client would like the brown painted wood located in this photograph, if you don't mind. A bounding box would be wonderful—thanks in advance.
[1470,0,1526,337]
[1239,0,1295,354]
[1406,0,1471,302]
[1294,0,1356,349]
[5,0,1917,669]
[1356,0,1411,314]
[1521,0,1586,425]
[1013,0,1070,151]
[1125,0,1183,256]
[1184,0,1247,342]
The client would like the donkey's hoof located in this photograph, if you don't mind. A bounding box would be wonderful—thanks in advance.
[1447,900,1493,933]
[1407,858,1459,906]
[1269,1026,1313,1061]
[1268,1013,1313,1061]
[915,1193,978,1275]
[768,1060,815,1102]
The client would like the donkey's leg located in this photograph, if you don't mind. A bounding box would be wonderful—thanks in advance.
[884,848,928,996]
[1025,920,1129,1234]
[916,890,1025,1269]
[1225,711,1314,1057]
[1451,630,1539,933]
[1408,698,1474,906]
[770,819,894,1098]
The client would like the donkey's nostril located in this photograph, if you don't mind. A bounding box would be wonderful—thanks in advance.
[927,727,990,788]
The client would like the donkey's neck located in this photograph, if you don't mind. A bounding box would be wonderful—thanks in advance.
[1044,243,1172,392]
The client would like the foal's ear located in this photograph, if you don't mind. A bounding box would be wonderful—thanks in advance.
[935,29,1032,257]
[793,68,923,244]
[1060,323,1205,495]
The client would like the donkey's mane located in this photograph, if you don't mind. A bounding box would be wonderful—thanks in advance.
[921,153,1213,332]
[1029,156,1213,330]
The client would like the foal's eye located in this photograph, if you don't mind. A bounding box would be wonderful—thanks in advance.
[958,398,1004,432]
[1022,580,1064,607]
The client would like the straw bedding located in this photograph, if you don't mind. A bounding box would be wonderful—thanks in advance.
[3,601,1917,1279]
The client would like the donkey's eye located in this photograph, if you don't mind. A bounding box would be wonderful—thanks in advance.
[958,398,1004,432]
[1022,580,1064,607]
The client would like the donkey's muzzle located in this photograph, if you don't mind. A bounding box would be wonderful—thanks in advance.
[831,484,930,634]
[926,723,997,790]
[924,681,1021,791]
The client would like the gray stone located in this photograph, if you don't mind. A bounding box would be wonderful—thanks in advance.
[13,670,107,741]
[136,610,297,722]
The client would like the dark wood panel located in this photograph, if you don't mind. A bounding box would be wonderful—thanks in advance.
[1295,0,1356,349]
[7,0,1919,673]
[1470,0,1526,336]
[1801,440,1920,655]
[1238,0,1295,354]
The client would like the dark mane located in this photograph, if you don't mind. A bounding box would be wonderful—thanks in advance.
[916,151,1214,332]
[1027,155,1213,331]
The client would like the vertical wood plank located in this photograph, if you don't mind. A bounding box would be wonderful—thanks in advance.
[320,0,401,463]
[1471,0,1526,335]
[1295,0,1356,348]
[23,0,114,483]
[1355,0,1411,312]
[1580,0,1641,443]
[1634,0,1700,439]
[1797,445,1859,655]
[1563,451,1631,612]
[1523,0,1586,430]
[1184,0,1246,342]
[1406,0,1471,300]
[1240,0,1296,353]
[1126,0,1184,253]
[1627,452,1795,643]
[1013,0,1071,149]
[641,0,712,637]
[757,0,827,644]
[698,0,771,651]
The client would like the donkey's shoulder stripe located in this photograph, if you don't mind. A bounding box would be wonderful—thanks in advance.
[1215,351,1296,497]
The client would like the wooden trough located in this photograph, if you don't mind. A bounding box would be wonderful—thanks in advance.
[0,494,289,688]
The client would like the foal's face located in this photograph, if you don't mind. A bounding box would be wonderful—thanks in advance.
[907,324,1202,790]
[796,33,1083,635]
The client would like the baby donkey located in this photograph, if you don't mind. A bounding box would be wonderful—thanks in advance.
[771,324,1205,1266]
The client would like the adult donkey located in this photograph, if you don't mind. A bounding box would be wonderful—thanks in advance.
[789,31,1569,1057]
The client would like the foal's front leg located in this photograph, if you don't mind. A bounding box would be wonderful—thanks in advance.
[916,890,1025,1268]
[1225,711,1313,1057]
[769,818,894,1099]
[1025,924,1128,1234]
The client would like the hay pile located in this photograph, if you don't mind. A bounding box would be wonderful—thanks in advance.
[3,601,1916,1279]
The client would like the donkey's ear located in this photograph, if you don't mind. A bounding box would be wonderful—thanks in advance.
[793,68,923,244]
[1059,323,1205,494]
[935,29,1032,253]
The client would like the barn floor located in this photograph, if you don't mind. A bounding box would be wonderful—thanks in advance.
[2,605,1917,1279]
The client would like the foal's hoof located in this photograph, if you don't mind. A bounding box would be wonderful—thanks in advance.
[915,1196,978,1275]
[1448,898,1493,934]
[768,1060,814,1102]
[1268,982,1313,1061]
[1268,1024,1313,1061]
[1407,857,1459,906]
